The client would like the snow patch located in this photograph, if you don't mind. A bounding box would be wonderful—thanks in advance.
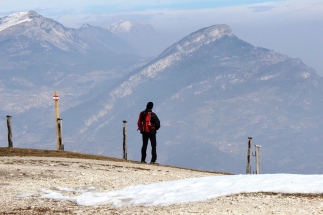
[109,20,135,33]
[119,21,133,32]
[171,93,180,99]
[38,174,323,207]
[221,84,226,89]
[161,24,233,58]
[0,11,34,32]
[301,72,310,79]
[261,74,278,81]
[82,103,114,130]
[230,79,243,84]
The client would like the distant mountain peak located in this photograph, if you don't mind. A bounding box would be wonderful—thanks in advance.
[108,20,160,57]
[163,24,233,55]
[0,10,40,32]
[110,24,234,98]
[198,24,232,37]
[184,24,233,46]
[79,23,92,29]
[179,24,233,46]
[108,20,156,35]
[109,20,137,33]
[23,10,39,16]
[156,24,233,62]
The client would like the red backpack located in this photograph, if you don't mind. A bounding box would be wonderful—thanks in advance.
[137,111,155,133]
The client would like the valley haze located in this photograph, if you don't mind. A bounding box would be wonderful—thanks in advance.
[0,8,323,175]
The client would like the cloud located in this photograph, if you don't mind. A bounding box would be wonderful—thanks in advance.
[249,5,275,12]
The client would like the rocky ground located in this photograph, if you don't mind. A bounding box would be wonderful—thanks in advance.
[0,148,323,214]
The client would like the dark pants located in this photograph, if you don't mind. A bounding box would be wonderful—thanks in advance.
[141,133,157,162]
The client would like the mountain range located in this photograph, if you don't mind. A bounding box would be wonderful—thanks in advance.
[1,11,323,174]
[0,10,146,131]
[108,20,164,57]
[0,11,142,79]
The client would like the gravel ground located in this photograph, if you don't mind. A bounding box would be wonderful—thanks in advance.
[1,156,323,214]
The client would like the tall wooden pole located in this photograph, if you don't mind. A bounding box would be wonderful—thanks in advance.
[123,120,127,160]
[246,137,252,174]
[53,91,60,150]
[6,115,13,148]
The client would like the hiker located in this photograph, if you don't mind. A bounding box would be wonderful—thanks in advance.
[137,102,160,164]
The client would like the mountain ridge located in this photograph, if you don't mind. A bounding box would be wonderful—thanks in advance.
[0,10,37,32]
[0,11,146,151]
[1,11,322,174]
[60,24,323,174]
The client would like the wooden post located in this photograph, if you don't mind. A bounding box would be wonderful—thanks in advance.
[123,120,127,160]
[246,137,252,174]
[53,91,60,150]
[57,118,64,150]
[255,145,262,174]
[6,115,13,148]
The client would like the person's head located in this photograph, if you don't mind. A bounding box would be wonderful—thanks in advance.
[146,102,154,109]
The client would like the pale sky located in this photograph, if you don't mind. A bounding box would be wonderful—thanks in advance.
[0,0,322,75]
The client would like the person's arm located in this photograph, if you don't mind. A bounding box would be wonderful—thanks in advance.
[152,113,160,130]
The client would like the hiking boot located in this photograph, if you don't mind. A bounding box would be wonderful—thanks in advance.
[150,162,159,165]
[141,161,147,163]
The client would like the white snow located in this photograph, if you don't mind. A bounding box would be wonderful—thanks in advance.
[119,21,133,32]
[0,11,33,32]
[301,72,311,79]
[261,74,279,81]
[175,24,233,55]
[38,174,323,207]
[109,20,135,33]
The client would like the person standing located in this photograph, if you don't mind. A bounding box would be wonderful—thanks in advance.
[137,102,160,164]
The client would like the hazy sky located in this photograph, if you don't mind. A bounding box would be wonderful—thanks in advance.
[0,0,322,75]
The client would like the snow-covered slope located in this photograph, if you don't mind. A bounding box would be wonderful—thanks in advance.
[109,20,135,33]
[0,11,34,32]
[0,10,85,52]
[159,24,234,58]
[0,11,136,54]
